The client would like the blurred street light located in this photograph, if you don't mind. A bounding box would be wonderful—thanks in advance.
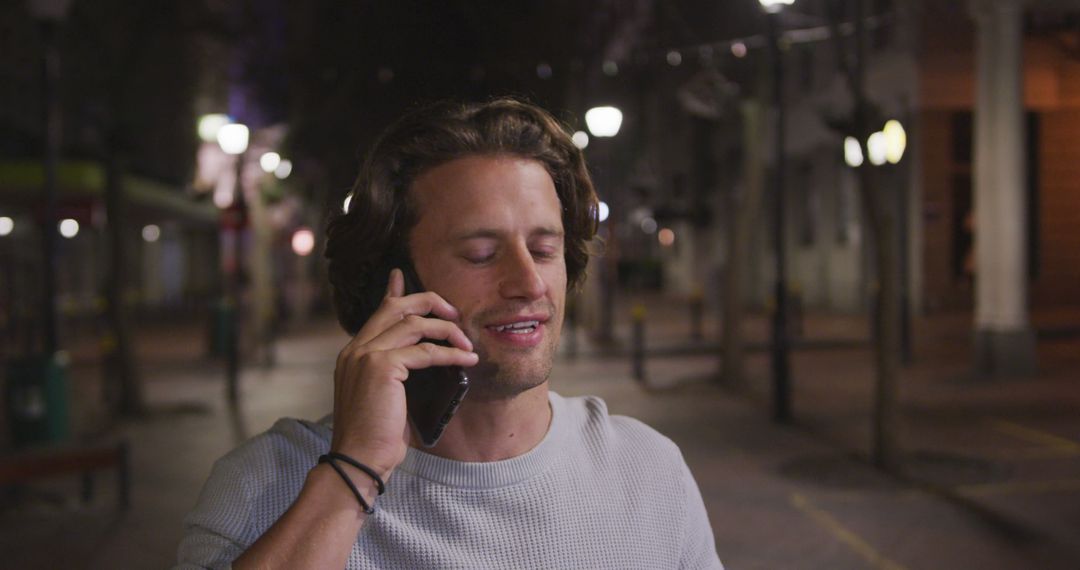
[867,131,887,166]
[658,228,675,247]
[214,119,249,405]
[291,228,315,257]
[759,0,795,13]
[731,42,748,58]
[761,0,796,423]
[843,119,911,366]
[640,217,658,234]
[666,50,682,66]
[198,114,231,143]
[58,218,78,238]
[572,131,589,149]
[274,159,292,180]
[259,151,281,173]
[585,106,622,343]
[883,120,907,164]
[0,216,13,236]
[846,121,906,169]
[844,136,865,167]
[217,123,249,155]
[142,224,161,243]
[585,106,623,138]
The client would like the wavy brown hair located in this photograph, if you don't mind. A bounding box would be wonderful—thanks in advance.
[325,98,599,335]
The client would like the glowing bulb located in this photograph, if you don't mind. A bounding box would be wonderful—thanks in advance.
[585,107,623,138]
[867,131,887,166]
[597,201,610,223]
[759,0,795,13]
[343,194,353,213]
[0,216,13,236]
[260,152,281,173]
[291,228,315,256]
[217,123,249,155]
[274,159,292,179]
[640,217,658,234]
[883,120,907,164]
[844,136,864,168]
[658,228,675,246]
[59,218,79,238]
[572,131,589,149]
[142,224,161,243]
[198,114,230,143]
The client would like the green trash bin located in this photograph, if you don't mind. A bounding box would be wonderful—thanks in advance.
[5,352,70,446]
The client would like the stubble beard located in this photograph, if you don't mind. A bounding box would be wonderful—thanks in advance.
[463,307,562,402]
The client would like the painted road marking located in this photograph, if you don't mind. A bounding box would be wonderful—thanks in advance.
[957,478,1080,497]
[991,420,1080,456]
[790,493,910,570]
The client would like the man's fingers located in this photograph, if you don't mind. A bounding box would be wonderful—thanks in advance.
[395,343,479,372]
[353,292,461,345]
[384,268,405,299]
[366,315,473,353]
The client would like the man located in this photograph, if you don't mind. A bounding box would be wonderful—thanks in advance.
[176,99,723,569]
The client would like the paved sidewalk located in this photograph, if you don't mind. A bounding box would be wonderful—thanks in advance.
[0,297,1077,569]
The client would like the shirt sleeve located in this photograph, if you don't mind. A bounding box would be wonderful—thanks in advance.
[678,457,725,570]
[173,456,254,570]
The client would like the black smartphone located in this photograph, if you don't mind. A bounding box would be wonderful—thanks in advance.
[400,265,470,448]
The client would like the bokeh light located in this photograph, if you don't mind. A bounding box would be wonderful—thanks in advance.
[59,218,79,238]
[658,228,675,246]
[142,224,161,243]
[291,227,315,256]
[260,152,281,173]
[572,131,589,149]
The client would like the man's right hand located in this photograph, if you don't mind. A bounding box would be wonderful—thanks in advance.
[329,267,478,481]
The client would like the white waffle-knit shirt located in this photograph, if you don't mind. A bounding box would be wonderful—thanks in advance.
[175,391,723,569]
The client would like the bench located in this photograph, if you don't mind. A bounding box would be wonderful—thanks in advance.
[0,440,130,510]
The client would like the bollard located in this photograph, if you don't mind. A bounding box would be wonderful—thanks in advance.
[222,299,239,407]
[689,286,704,341]
[631,303,646,385]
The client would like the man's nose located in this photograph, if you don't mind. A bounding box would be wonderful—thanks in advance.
[497,246,548,300]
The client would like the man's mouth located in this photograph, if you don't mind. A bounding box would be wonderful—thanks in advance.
[489,320,540,334]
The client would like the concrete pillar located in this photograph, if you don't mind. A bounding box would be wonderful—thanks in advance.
[971,0,1036,377]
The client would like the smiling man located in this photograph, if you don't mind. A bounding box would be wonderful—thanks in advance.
[176,99,723,570]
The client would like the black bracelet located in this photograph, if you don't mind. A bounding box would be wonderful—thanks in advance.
[317,455,374,514]
[325,451,386,495]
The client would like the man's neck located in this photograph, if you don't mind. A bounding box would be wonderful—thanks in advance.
[414,383,552,463]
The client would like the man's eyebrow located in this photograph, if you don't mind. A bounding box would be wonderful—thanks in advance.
[450,227,564,241]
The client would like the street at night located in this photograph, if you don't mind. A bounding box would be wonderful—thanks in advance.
[3,1,1080,568]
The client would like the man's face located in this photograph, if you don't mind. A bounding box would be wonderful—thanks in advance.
[408,155,567,401]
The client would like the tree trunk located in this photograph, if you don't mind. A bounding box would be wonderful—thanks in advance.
[851,0,900,471]
[824,0,902,470]
[721,101,766,390]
